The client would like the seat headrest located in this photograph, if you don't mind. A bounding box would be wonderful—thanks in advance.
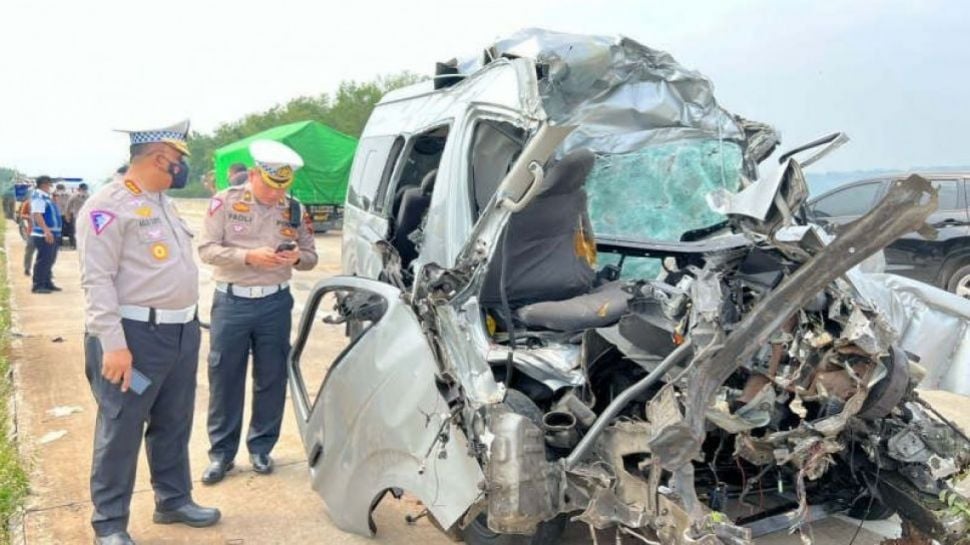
[420,168,438,195]
[538,149,596,197]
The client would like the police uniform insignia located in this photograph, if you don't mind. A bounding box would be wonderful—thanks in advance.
[89,210,116,235]
[124,180,143,195]
[150,242,169,261]
[280,227,296,238]
[233,202,250,213]
[303,211,314,234]
[282,209,291,220]
[209,198,223,216]
[242,190,253,203]
[231,223,247,233]
[134,205,153,218]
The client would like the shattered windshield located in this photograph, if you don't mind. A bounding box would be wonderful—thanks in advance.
[587,139,744,277]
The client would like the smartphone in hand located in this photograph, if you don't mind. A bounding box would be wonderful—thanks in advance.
[275,241,297,253]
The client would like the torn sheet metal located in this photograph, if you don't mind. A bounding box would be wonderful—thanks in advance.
[462,28,777,165]
[846,270,970,395]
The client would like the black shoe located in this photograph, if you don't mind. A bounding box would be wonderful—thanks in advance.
[46,284,62,291]
[201,459,234,485]
[250,453,274,474]
[93,531,135,545]
[32,287,51,294]
[153,500,221,528]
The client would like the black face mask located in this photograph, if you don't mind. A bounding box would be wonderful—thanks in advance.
[165,158,190,190]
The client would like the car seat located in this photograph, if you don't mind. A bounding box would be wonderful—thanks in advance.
[481,149,633,332]
[393,169,437,267]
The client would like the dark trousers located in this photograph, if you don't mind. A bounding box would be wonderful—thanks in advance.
[85,319,201,536]
[207,288,292,462]
[62,218,75,247]
[32,236,58,289]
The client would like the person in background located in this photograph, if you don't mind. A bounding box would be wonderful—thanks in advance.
[19,186,36,276]
[53,182,71,248]
[65,183,90,248]
[79,120,220,545]
[228,162,248,186]
[201,170,216,195]
[198,140,317,484]
[30,176,62,293]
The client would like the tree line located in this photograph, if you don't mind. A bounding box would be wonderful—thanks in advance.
[169,71,425,197]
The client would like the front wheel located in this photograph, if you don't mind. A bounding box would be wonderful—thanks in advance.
[462,515,567,545]
[946,263,970,299]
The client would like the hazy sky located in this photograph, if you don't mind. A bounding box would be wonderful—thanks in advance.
[1,0,967,182]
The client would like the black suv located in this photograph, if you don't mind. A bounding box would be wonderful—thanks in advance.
[808,173,970,297]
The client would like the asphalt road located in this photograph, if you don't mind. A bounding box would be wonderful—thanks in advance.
[4,198,964,544]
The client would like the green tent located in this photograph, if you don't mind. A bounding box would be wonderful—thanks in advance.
[213,120,358,204]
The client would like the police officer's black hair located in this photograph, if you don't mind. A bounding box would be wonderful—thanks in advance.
[116,164,129,175]
[229,163,247,174]
[35,175,52,186]
[79,183,88,190]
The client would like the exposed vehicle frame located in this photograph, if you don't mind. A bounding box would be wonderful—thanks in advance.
[288,30,970,545]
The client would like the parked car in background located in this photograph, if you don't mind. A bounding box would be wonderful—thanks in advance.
[807,172,970,297]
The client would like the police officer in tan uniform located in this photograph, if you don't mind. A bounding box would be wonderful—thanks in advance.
[198,140,317,483]
[78,120,220,545]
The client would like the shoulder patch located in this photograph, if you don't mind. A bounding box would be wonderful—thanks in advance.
[89,210,116,235]
[209,198,224,216]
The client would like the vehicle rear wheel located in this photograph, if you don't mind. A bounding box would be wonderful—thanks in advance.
[946,264,970,299]
[462,514,567,545]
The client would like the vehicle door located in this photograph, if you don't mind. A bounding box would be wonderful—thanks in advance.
[287,275,484,536]
[808,179,885,230]
[341,135,405,278]
[885,177,970,285]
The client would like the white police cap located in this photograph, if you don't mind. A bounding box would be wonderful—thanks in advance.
[250,140,303,189]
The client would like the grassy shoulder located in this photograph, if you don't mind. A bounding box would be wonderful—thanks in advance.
[0,219,28,543]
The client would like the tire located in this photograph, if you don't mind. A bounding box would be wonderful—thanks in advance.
[946,263,970,299]
[846,495,896,521]
[462,514,567,545]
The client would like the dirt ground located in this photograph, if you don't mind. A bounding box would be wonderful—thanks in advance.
[3,199,967,545]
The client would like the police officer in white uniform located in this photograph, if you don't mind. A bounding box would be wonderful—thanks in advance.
[198,140,317,483]
[78,121,220,545]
